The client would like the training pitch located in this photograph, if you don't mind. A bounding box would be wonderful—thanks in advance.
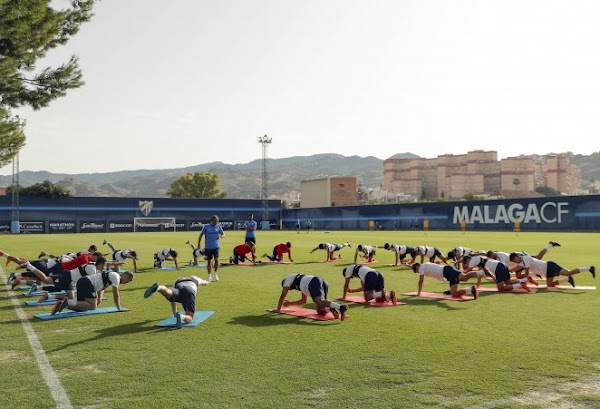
[1,230,599,409]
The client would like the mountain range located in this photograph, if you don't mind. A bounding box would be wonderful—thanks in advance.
[1,152,599,199]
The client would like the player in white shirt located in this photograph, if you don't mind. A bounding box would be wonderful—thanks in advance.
[103,240,138,272]
[144,275,210,329]
[380,243,415,266]
[509,253,595,288]
[487,241,561,277]
[354,244,376,263]
[341,264,398,305]
[153,248,179,269]
[462,255,532,292]
[409,245,450,265]
[51,269,134,315]
[309,242,351,261]
[276,274,348,320]
[447,247,488,269]
[411,262,483,298]
[185,240,206,266]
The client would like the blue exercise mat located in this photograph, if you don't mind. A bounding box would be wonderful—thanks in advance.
[156,310,215,327]
[26,296,107,306]
[35,306,128,320]
[22,291,66,297]
[158,266,186,271]
[186,263,207,268]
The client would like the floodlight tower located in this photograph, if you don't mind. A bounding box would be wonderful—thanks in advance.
[257,135,272,229]
[11,115,25,234]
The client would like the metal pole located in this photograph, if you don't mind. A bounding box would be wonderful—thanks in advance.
[257,135,272,229]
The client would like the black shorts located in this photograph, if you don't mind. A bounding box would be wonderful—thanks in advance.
[546,261,563,277]
[245,236,256,245]
[205,248,219,260]
[442,266,461,286]
[172,282,196,313]
[76,276,97,301]
[494,264,510,283]
[308,277,328,301]
[364,271,384,292]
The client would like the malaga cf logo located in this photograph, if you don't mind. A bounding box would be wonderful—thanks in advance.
[139,200,154,216]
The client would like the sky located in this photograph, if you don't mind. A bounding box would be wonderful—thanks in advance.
[3,0,600,175]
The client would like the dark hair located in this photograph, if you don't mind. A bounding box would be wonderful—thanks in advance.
[318,243,325,249]
[412,263,420,273]
[509,252,519,262]
[486,250,495,258]
[169,250,178,258]
[357,245,363,251]
[286,242,292,248]
[130,250,138,258]
[89,245,98,252]
[95,256,107,265]
[384,243,390,250]
[447,250,456,259]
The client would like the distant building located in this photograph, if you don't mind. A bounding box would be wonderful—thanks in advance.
[300,176,357,208]
[384,151,581,199]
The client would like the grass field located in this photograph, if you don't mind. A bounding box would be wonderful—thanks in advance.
[1,230,599,409]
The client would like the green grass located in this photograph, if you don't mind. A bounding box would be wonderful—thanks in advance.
[1,230,599,409]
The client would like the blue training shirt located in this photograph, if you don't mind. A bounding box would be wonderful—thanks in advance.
[201,223,224,249]
[245,220,257,239]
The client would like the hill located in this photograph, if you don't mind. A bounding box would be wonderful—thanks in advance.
[0,153,386,198]
[2,151,598,198]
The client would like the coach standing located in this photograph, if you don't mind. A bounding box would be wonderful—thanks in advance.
[245,213,257,245]
[197,215,225,282]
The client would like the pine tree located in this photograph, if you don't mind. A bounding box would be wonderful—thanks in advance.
[0,0,94,166]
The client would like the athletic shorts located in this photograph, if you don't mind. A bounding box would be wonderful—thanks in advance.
[171,281,196,313]
[245,236,256,245]
[307,276,328,301]
[76,276,97,301]
[204,248,219,260]
[546,261,563,277]
[364,271,384,292]
[442,266,461,286]
[494,263,510,283]
[52,270,73,292]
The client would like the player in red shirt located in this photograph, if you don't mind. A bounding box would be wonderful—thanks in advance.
[264,242,293,263]
[230,242,257,264]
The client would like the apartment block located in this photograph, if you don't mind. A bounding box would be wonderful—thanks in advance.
[300,176,358,208]
[384,151,581,199]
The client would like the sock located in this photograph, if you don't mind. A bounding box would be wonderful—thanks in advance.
[557,277,569,284]
[512,283,523,290]
[47,294,56,300]
[1,253,8,258]
[476,270,485,277]
[67,299,77,308]
[25,262,34,271]
[329,302,341,310]
[579,267,590,272]
[373,291,383,299]
[544,244,553,251]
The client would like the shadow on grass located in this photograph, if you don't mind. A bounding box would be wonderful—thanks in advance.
[229,313,338,327]
[49,319,157,352]
[398,297,470,311]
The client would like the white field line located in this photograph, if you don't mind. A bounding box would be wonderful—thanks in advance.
[1,270,73,409]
